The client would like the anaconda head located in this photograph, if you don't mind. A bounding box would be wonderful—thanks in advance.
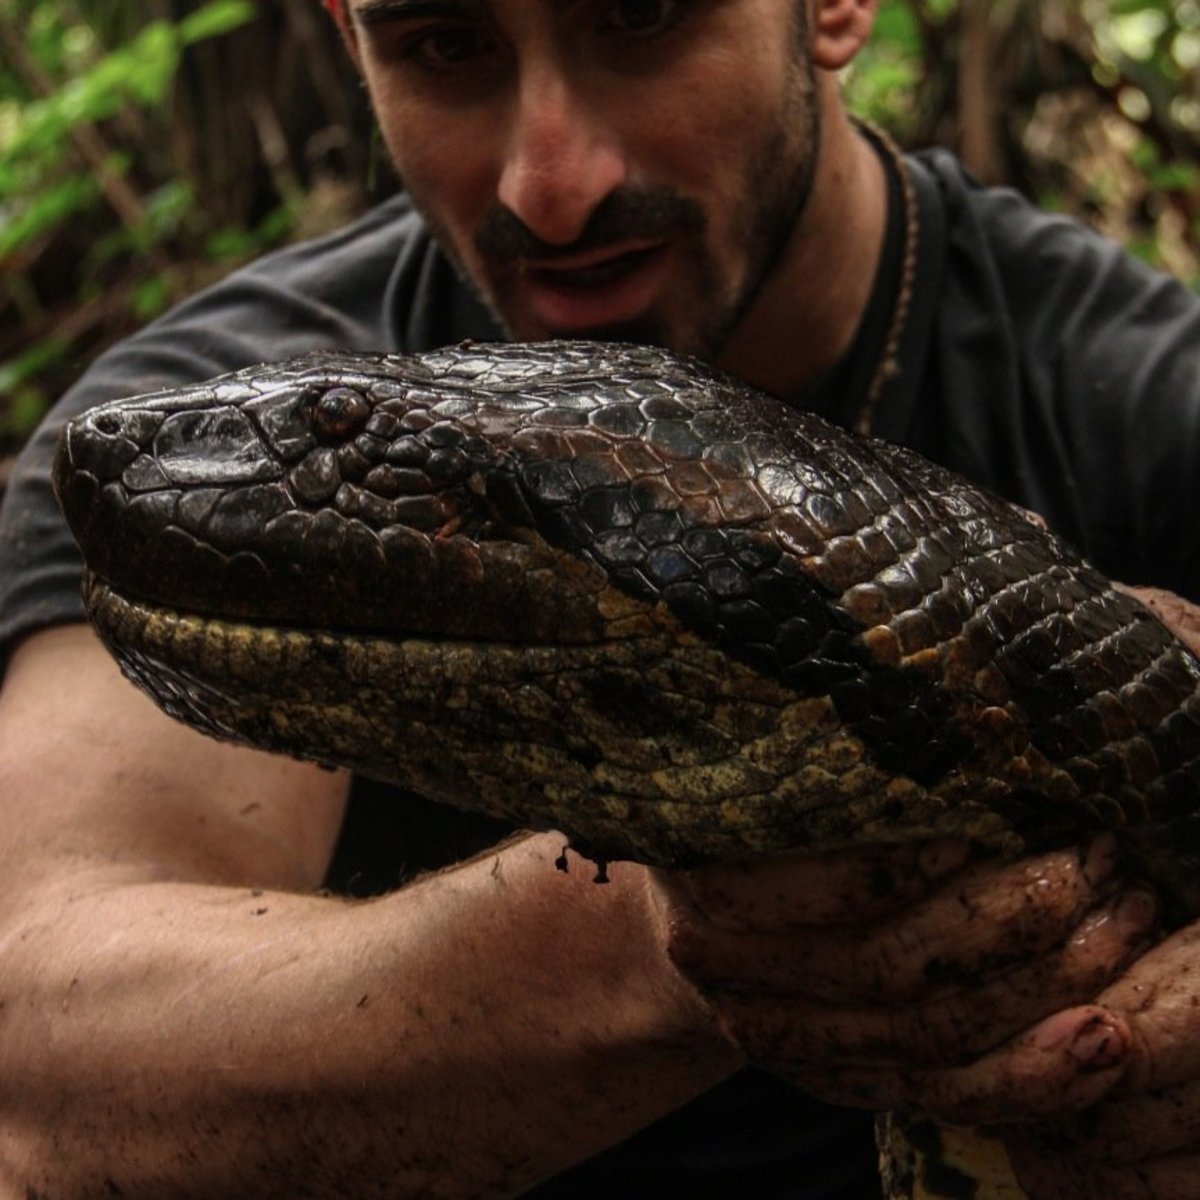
[55,339,883,662]
[55,342,707,646]
[55,340,909,864]
[56,340,1194,870]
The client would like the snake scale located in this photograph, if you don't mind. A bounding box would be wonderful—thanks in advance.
[53,340,1200,1199]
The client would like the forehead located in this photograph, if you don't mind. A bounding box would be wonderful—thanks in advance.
[346,0,796,27]
[349,0,567,23]
[346,0,803,47]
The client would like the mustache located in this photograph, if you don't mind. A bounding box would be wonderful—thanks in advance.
[475,188,706,267]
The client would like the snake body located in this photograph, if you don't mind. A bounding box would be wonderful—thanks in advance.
[53,340,1200,1197]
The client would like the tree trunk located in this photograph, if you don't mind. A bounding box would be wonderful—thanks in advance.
[958,0,1006,183]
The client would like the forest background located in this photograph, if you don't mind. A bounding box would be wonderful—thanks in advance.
[2,0,1198,483]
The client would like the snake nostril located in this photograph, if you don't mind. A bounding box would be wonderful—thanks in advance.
[93,412,123,437]
[312,386,371,444]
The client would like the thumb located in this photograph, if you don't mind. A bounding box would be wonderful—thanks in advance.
[908,1006,1132,1126]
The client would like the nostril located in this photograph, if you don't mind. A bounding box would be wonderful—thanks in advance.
[93,412,123,437]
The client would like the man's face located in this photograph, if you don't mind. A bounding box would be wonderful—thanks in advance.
[344,0,821,360]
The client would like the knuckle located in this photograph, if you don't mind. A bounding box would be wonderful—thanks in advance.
[844,915,946,1002]
[898,997,998,1067]
[661,913,714,978]
[680,868,745,925]
[719,1001,819,1065]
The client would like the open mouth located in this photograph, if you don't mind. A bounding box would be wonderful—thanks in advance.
[520,243,670,333]
[528,245,663,289]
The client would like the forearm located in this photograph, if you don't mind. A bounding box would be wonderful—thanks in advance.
[1,832,737,1199]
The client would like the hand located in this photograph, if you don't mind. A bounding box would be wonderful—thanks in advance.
[649,581,1200,1174]
[999,924,1200,1199]
[1120,585,1200,657]
[648,834,1158,1121]
[998,586,1200,1199]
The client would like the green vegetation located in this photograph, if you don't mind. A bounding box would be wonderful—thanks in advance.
[0,0,372,454]
[2,0,1198,460]
[3,1,249,442]
[845,0,1200,281]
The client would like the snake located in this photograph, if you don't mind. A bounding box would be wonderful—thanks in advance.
[53,340,1200,1199]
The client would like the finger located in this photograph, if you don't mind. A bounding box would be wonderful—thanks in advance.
[687,836,1116,936]
[1007,1077,1200,1171]
[1119,585,1200,657]
[669,841,1135,1004]
[670,838,972,928]
[1008,1143,1200,1200]
[710,891,1155,1068]
[1099,922,1200,1093]
[781,1007,1131,1120]
[913,1006,1132,1124]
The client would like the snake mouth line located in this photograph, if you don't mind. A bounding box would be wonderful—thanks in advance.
[82,575,668,681]
[82,571,618,654]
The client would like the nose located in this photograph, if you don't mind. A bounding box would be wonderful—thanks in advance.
[497,66,628,246]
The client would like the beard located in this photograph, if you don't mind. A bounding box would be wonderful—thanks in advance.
[410,19,823,361]
[696,58,823,359]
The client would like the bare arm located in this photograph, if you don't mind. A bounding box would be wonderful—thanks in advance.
[0,626,738,1200]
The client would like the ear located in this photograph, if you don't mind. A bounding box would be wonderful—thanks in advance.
[323,0,362,69]
[810,0,878,71]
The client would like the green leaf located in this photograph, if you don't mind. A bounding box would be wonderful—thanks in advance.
[0,338,67,436]
[205,203,296,262]
[0,170,100,255]
[178,0,257,44]
[1,3,256,172]
[131,273,172,319]
[1148,161,1200,191]
[0,387,51,438]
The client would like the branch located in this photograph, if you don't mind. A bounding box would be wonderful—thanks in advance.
[959,0,1006,183]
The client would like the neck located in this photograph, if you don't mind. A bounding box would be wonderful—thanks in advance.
[716,94,888,404]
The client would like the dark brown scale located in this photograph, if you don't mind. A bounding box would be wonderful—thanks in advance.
[291,448,341,504]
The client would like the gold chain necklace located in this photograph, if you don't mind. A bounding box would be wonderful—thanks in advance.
[853,121,921,436]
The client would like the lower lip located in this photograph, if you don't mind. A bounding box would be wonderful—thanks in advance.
[523,246,670,333]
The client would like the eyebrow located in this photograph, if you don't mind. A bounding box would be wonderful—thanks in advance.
[351,0,483,27]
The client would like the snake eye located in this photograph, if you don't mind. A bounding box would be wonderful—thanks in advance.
[312,386,371,444]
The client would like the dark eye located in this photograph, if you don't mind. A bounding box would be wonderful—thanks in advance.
[313,387,371,443]
[406,25,493,70]
[601,0,681,35]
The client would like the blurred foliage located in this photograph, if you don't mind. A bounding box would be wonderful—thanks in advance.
[0,0,375,459]
[845,0,1200,281]
[2,0,1198,466]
